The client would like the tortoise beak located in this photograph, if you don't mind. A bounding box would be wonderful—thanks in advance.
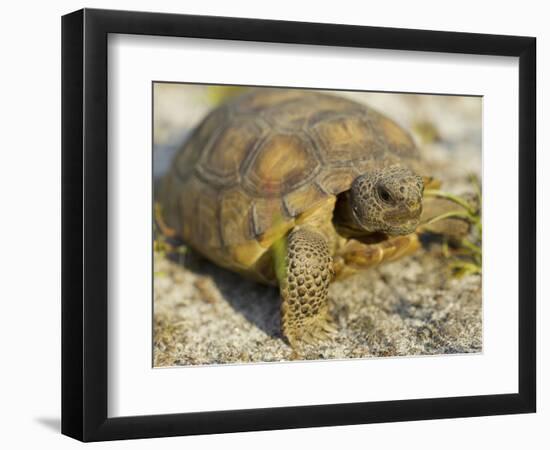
[383,203,421,222]
[383,204,422,235]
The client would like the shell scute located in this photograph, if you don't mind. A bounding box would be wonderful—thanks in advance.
[283,182,328,217]
[242,132,321,197]
[251,197,293,246]
[316,167,358,195]
[310,115,382,167]
[370,112,418,158]
[197,119,265,186]
[189,179,222,249]
[219,187,255,245]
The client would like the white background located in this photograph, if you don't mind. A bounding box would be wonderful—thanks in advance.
[109,36,518,417]
[0,0,546,448]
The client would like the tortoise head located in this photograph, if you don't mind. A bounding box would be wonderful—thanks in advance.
[349,166,424,236]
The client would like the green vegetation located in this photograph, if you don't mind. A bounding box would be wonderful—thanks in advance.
[424,175,482,277]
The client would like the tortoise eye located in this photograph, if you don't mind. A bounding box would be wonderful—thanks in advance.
[377,185,393,203]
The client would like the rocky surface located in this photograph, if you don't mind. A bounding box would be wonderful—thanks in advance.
[152,84,482,367]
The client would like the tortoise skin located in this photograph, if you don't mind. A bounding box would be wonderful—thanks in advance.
[159,89,421,281]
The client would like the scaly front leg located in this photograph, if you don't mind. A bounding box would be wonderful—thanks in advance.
[275,227,336,347]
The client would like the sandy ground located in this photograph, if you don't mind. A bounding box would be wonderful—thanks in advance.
[152,85,482,367]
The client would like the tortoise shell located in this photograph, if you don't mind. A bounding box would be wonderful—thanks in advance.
[159,88,421,275]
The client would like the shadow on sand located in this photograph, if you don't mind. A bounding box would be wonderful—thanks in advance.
[167,250,284,340]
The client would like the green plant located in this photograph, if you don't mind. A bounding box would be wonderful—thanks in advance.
[424,175,482,277]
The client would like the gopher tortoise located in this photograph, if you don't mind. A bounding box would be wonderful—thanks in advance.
[158,88,460,346]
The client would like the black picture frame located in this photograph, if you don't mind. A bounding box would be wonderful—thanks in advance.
[61,8,536,442]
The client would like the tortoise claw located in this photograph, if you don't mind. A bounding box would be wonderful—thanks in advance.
[285,313,337,348]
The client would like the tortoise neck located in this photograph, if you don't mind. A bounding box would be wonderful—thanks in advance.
[333,192,390,244]
[332,191,365,238]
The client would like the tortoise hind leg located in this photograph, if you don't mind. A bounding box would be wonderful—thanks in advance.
[275,227,336,347]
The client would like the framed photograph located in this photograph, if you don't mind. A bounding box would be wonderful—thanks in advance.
[61,8,536,441]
